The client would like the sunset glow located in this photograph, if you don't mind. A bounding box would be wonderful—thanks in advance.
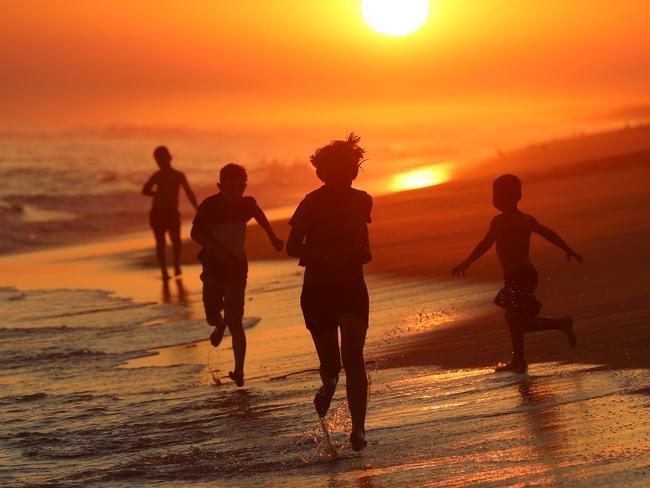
[362,0,430,36]
[2,1,650,128]
[3,2,650,486]
[391,164,450,191]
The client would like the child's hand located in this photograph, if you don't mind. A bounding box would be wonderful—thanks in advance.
[566,249,583,263]
[271,237,284,252]
[451,261,471,277]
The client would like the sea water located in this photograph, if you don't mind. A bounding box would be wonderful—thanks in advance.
[1,256,649,487]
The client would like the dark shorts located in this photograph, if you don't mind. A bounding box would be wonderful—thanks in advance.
[494,264,541,320]
[300,280,369,335]
[149,208,180,234]
[200,264,247,326]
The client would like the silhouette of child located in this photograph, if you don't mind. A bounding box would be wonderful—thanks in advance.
[287,134,372,451]
[452,174,582,373]
[191,164,283,387]
[142,146,198,280]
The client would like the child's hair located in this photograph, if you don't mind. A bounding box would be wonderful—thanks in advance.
[493,174,522,204]
[310,133,365,182]
[153,146,171,165]
[220,163,247,183]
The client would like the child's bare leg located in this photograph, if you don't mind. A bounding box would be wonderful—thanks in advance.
[496,312,528,373]
[310,328,342,418]
[227,319,246,386]
[170,227,182,276]
[223,277,247,386]
[525,316,576,347]
[340,313,368,450]
[153,229,169,279]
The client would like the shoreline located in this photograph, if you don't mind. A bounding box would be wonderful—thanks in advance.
[2,185,648,378]
[2,136,650,376]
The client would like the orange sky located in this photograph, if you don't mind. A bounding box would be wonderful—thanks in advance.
[2,0,649,128]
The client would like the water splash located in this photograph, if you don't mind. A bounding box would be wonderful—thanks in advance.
[207,347,223,386]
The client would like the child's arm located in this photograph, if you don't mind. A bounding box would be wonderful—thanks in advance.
[252,206,283,251]
[142,174,157,197]
[181,174,198,210]
[451,224,496,277]
[531,220,583,263]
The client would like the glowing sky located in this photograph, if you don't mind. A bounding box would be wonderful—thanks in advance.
[1,0,649,128]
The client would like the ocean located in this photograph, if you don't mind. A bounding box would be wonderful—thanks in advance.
[0,126,466,254]
[1,120,613,254]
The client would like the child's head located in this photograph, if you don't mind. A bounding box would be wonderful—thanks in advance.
[310,133,365,187]
[492,174,522,212]
[153,146,172,169]
[218,163,247,200]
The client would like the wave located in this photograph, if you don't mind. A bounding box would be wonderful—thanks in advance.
[4,348,106,365]
[0,145,316,254]
[2,392,49,403]
[19,303,147,321]
[0,325,86,337]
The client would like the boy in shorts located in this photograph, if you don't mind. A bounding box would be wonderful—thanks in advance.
[191,164,283,387]
[142,146,198,280]
[452,174,582,373]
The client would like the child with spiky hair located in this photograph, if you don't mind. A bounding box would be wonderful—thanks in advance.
[452,174,582,373]
[287,134,372,451]
[191,163,283,387]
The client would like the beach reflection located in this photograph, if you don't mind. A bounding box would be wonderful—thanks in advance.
[390,163,452,192]
[518,376,564,455]
[161,277,190,310]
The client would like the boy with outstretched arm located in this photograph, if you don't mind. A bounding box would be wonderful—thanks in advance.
[452,174,582,373]
[191,164,283,387]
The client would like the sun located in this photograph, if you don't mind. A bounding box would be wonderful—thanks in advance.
[362,0,430,37]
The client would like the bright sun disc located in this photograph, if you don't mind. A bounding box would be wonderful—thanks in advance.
[362,0,430,36]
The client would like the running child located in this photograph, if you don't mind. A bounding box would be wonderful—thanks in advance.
[452,174,582,373]
[287,133,372,451]
[191,164,283,387]
[142,146,198,280]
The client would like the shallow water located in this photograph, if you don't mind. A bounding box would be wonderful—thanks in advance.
[1,256,649,487]
[0,127,467,253]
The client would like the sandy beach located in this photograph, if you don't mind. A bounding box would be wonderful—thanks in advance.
[135,125,650,373]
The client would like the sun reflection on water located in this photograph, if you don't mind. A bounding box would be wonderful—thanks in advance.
[391,164,452,192]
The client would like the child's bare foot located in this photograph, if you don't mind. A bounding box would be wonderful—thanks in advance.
[209,321,227,348]
[495,360,528,374]
[350,430,367,452]
[562,316,576,348]
[229,370,244,387]
[161,272,171,281]
[208,314,226,347]
[314,376,338,418]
